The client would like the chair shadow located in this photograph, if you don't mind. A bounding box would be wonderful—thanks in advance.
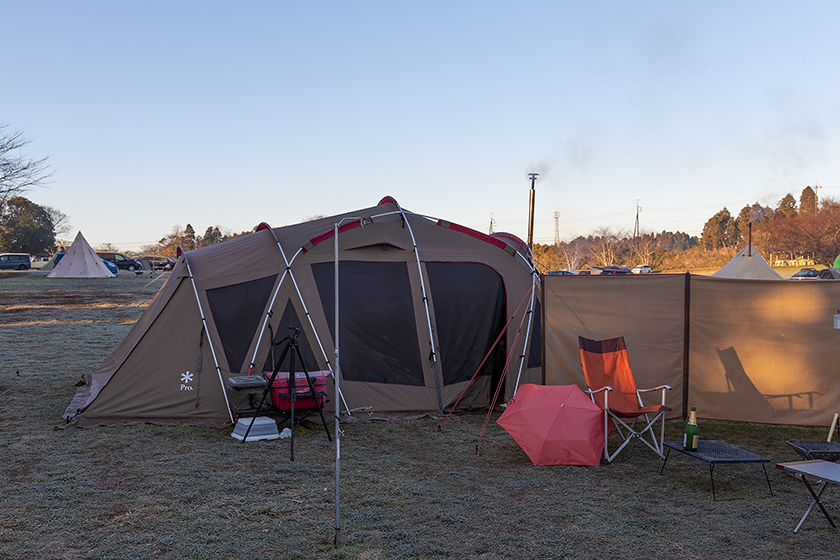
[693,347,819,414]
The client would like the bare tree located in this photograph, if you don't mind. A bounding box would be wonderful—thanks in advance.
[0,124,52,206]
[557,239,586,272]
[589,227,625,267]
[43,206,71,237]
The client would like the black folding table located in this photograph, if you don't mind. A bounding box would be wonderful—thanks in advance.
[660,440,773,500]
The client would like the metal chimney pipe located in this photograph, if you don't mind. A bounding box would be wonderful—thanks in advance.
[748,223,752,256]
[527,173,539,249]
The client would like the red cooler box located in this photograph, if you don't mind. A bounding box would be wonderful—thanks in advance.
[263,370,329,411]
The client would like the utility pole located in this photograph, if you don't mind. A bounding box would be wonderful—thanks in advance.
[553,211,560,246]
[633,200,641,240]
[527,173,538,249]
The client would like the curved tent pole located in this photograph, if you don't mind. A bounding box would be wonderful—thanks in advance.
[394,202,444,413]
[177,246,234,424]
[245,224,351,414]
[284,249,351,413]
[244,267,290,374]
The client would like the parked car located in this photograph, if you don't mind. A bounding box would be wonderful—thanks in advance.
[0,253,31,270]
[30,256,51,269]
[96,252,143,272]
[101,259,119,274]
[141,255,175,271]
[790,268,820,279]
[631,264,652,274]
[547,270,575,275]
[599,266,633,275]
[52,252,118,274]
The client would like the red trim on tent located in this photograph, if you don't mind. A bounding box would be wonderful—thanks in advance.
[176,245,185,257]
[491,232,528,252]
[378,195,399,207]
[436,220,516,256]
[256,222,279,242]
[303,218,372,253]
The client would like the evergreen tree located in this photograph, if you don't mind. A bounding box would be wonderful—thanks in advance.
[184,223,196,250]
[0,196,55,253]
[776,194,797,217]
[700,208,738,250]
[801,186,817,214]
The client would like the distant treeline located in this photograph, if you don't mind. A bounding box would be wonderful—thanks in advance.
[534,186,840,273]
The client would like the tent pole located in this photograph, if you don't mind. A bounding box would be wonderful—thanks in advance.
[332,222,341,546]
[395,203,444,412]
[512,269,540,395]
[682,271,691,419]
[245,268,289,375]
[330,214,368,546]
[181,249,234,424]
[253,225,352,413]
[286,264,351,414]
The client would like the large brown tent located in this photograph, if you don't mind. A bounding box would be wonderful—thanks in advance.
[64,197,541,427]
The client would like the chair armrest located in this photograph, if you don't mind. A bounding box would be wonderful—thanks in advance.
[637,385,672,393]
[585,385,612,410]
[637,384,671,407]
[585,386,613,394]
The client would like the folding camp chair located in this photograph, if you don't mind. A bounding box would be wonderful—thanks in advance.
[578,336,672,463]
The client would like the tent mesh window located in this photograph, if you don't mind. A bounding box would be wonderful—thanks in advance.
[312,261,425,386]
[262,299,320,373]
[426,262,507,386]
[206,274,277,374]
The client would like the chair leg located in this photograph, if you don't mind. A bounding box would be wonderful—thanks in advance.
[605,411,667,462]
[604,411,610,462]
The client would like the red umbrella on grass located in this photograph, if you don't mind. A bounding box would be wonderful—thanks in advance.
[497,384,604,466]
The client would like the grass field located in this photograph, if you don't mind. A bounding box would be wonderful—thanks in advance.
[1,270,839,559]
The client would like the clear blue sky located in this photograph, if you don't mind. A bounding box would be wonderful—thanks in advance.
[4,1,840,251]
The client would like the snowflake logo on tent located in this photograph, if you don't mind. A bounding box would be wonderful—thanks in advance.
[181,371,194,384]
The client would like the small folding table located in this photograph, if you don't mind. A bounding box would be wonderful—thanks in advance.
[660,440,773,500]
[777,459,840,533]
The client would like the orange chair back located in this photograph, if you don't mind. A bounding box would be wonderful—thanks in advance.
[579,336,640,413]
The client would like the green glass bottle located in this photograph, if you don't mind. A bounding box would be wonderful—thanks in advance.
[684,406,699,451]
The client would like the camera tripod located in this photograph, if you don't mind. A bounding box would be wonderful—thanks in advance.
[241,327,332,461]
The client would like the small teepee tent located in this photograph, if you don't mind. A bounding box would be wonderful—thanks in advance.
[48,232,115,278]
[712,244,782,280]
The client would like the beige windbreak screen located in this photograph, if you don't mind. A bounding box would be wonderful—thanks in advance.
[689,276,840,425]
[543,274,686,416]
[543,274,840,426]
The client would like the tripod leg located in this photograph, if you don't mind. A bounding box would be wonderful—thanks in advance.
[296,345,333,442]
[290,343,296,462]
[241,337,291,443]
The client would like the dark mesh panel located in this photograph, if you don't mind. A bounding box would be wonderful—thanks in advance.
[312,261,424,386]
[206,274,277,373]
[426,262,506,385]
[262,299,320,373]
